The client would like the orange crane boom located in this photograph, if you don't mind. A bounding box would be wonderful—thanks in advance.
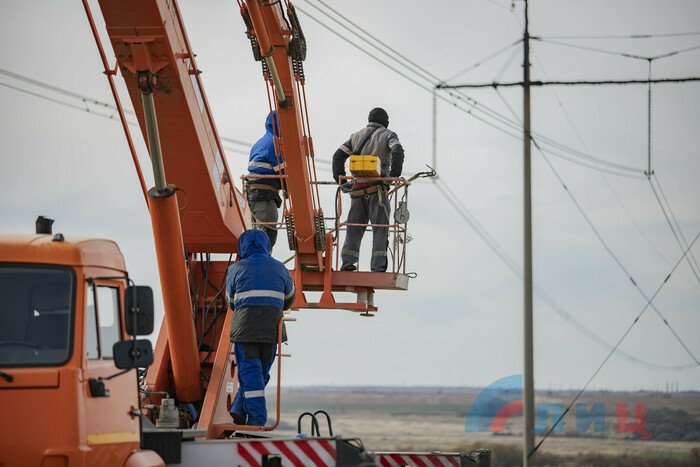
[86,0,412,431]
[95,0,249,252]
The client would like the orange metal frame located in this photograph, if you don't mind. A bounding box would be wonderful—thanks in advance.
[82,0,411,440]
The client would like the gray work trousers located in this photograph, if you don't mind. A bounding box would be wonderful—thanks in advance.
[341,190,390,272]
[250,199,279,248]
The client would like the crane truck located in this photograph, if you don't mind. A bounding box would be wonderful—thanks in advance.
[0,0,490,466]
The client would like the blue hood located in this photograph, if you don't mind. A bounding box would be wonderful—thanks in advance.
[238,229,271,259]
[265,110,280,137]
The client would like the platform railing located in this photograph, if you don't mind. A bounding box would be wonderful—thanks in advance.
[334,175,411,275]
[241,173,415,275]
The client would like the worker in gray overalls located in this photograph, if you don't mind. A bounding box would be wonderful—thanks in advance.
[332,108,405,272]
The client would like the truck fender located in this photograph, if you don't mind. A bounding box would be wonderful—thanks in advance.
[123,450,165,467]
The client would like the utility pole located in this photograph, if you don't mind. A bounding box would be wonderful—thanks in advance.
[433,4,700,462]
[522,0,535,465]
[432,88,438,177]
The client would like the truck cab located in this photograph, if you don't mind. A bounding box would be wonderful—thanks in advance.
[0,233,162,467]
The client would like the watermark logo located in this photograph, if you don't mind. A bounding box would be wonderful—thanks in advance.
[465,375,650,439]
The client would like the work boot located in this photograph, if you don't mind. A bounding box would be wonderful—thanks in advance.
[231,412,246,425]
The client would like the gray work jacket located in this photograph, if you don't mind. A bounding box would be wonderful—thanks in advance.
[339,122,402,177]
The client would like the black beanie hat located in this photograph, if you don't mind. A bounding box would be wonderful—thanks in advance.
[368,107,389,127]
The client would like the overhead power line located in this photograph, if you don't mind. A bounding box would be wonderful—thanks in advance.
[438,77,700,88]
[533,139,700,366]
[525,49,700,291]
[295,3,647,178]
[531,228,700,458]
[537,31,700,40]
[0,66,253,149]
[533,38,700,62]
[0,80,127,123]
[5,56,694,370]
[485,6,699,367]
[0,66,125,112]
[649,174,700,285]
[293,5,528,140]
[442,40,523,83]
[3,8,696,372]
[482,0,513,12]
[296,2,700,369]
[433,177,695,371]
[299,0,645,174]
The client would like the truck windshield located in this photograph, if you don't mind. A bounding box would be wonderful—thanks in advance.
[0,266,74,367]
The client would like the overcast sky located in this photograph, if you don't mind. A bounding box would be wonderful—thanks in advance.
[1,0,699,391]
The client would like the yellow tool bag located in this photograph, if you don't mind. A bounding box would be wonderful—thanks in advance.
[349,155,380,177]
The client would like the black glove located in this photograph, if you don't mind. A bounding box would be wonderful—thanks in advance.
[340,181,354,193]
[389,144,405,178]
[332,148,349,183]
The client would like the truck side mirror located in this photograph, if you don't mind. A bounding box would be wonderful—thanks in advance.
[113,339,154,370]
[125,285,154,336]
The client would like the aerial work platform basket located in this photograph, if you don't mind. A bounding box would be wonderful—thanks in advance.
[242,166,435,314]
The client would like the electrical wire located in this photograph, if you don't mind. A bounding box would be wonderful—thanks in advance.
[3,6,696,370]
[489,85,645,179]
[5,19,648,180]
[493,45,521,82]
[221,135,253,147]
[302,0,454,86]
[537,31,700,40]
[443,40,523,83]
[297,0,646,175]
[533,140,700,365]
[648,175,700,285]
[525,50,700,289]
[647,43,700,60]
[533,38,650,60]
[449,2,698,367]
[0,67,254,148]
[0,77,332,181]
[444,84,648,174]
[0,66,130,112]
[433,177,696,371]
[534,38,700,62]
[482,0,513,12]
[529,30,700,362]
[0,80,131,123]
[294,5,646,178]
[530,228,700,457]
[294,5,524,140]
[512,4,700,292]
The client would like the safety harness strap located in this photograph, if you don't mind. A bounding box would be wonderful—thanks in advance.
[248,184,279,192]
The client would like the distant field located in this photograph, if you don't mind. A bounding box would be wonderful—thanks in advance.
[265,386,700,465]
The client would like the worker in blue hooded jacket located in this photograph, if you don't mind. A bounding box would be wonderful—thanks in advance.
[226,229,295,426]
[247,111,284,249]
